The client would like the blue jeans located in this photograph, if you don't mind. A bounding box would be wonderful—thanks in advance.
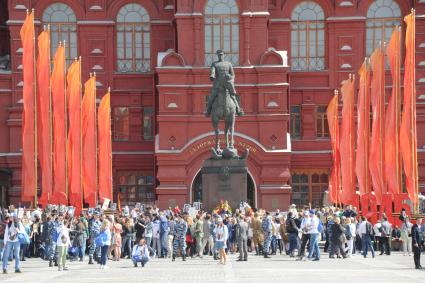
[100,245,109,265]
[2,241,20,270]
[308,233,320,260]
[287,233,299,255]
[160,232,169,257]
[361,234,375,257]
[132,255,149,265]
[81,236,87,257]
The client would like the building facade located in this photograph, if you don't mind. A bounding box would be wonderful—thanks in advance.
[0,0,424,210]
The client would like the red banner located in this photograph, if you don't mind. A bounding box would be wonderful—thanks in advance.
[326,93,340,204]
[20,11,36,202]
[51,44,67,204]
[400,12,419,208]
[369,47,386,205]
[385,28,402,196]
[82,76,97,207]
[339,75,356,205]
[355,60,371,196]
[98,91,113,202]
[36,29,52,206]
[67,59,82,210]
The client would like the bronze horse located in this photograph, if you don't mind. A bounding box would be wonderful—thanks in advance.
[210,84,236,154]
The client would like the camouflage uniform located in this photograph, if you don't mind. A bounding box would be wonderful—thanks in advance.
[262,215,272,257]
[172,219,188,261]
[88,218,101,262]
[46,220,59,264]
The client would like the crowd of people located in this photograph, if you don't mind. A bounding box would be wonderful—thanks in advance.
[0,203,424,274]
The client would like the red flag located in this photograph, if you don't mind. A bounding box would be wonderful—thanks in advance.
[327,92,340,204]
[82,75,97,207]
[36,29,52,206]
[51,43,67,204]
[339,75,356,205]
[20,11,36,202]
[67,59,82,210]
[385,28,402,196]
[400,12,419,208]
[369,47,386,205]
[355,60,371,196]
[98,90,113,202]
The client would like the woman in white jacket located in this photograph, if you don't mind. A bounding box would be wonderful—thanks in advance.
[213,217,228,265]
[56,216,70,271]
[2,215,25,274]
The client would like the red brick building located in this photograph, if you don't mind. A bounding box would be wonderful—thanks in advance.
[0,0,424,211]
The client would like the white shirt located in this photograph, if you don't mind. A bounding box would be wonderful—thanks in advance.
[349,223,356,238]
[132,244,150,259]
[308,216,319,234]
[4,222,24,243]
[373,223,382,235]
[359,221,367,234]
[214,225,228,245]
[56,226,70,247]
[300,217,311,233]
[152,221,160,239]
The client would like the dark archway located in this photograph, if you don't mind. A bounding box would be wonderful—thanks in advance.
[192,171,255,208]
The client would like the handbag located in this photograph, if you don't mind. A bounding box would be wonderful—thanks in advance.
[18,232,30,245]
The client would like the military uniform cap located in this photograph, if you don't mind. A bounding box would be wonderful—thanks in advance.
[216,49,225,55]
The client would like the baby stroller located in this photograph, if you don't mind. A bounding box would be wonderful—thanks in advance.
[68,246,79,261]
[68,230,79,261]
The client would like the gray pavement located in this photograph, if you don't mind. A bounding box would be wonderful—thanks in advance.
[0,252,424,283]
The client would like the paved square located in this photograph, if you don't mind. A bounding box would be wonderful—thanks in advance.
[0,252,424,283]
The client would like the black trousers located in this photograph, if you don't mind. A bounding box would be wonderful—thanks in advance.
[413,245,421,268]
[379,236,390,255]
[298,234,310,257]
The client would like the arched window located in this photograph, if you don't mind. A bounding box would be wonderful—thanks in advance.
[366,0,401,56]
[204,0,239,66]
[116,4,150,73]
[42,3,77,66]
[291,1,325,71]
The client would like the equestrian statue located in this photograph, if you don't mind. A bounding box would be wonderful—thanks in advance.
[205,50,248,159]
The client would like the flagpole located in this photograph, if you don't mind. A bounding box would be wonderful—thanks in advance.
[47,25,53,204]
[381,42,386,195]
[79,56,83,211]
[31,9,38,207]
[395,26,402,196]
[108,87,113,203]
[363,58,369,196]
[94,72,98,206]
[64,41,68,204]
[411,9,419,213]
[350,73,355,204]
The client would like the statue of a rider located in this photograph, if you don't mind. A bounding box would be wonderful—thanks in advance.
[205,50,244,117]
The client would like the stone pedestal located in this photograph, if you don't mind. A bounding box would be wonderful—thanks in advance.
[201,158,247,211]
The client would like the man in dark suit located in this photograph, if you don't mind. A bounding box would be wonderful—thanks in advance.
[412,218,423,269]
[236,215,249,261]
